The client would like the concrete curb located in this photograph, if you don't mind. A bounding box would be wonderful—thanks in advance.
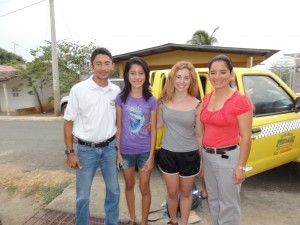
[0,115,63,121]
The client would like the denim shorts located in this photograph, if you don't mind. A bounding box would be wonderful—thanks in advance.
[121,152,150,169]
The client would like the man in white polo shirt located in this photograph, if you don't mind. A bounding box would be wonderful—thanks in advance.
[63,47,120,225]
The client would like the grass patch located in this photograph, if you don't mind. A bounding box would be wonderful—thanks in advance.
[0,183,18,194]
[0,166,75,204]
[24,181,71,204]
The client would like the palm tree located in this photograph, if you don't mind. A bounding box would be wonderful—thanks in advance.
[186,26,220,45]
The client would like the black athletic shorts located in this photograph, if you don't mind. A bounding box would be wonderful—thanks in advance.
[158,148,200,177]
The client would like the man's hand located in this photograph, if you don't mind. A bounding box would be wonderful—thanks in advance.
[66,154,82,169]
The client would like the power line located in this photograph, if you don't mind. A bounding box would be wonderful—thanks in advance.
[0,0,46,18]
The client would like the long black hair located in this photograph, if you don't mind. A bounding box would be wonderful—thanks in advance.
[120,57,152,103]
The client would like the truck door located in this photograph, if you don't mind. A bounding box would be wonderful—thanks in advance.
[241,74,300,176]
[197,72,213,97]
[150,70,168,150]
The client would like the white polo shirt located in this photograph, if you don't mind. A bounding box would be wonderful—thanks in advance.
[64,76,120,143]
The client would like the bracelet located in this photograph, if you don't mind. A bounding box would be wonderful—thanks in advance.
[239,166,247,171]
[238,166,253,172]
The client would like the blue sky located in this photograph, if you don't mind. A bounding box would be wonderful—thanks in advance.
[0,0,299,65]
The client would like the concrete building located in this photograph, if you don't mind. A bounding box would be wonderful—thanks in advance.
[113,43,279,76]
[284,53,300,93]
[0,65,53,115]
[270,53,300,93]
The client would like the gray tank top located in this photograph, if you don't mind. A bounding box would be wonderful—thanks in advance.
[161,104,199,152]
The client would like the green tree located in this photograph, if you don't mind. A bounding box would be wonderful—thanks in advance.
[186,27,220,45]
[20,40,98,100]
[0,47,25,64]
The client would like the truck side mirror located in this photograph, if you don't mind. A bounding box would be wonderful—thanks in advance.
[294,97,300,113]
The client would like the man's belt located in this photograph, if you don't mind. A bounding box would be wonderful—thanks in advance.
[78,135,115,148]
[203,145,238,154]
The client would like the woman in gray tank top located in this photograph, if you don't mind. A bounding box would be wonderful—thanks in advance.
[156,61,204,225]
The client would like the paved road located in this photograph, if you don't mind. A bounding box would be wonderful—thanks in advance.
[0,119,68,172]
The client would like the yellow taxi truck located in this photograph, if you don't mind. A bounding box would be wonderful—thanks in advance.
[150,68,300,177]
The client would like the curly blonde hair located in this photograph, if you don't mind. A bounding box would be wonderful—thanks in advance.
[158,61,198,104]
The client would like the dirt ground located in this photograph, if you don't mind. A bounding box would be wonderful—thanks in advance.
[1,163,300,225]
[0,164,75,225]
[0,164,74,196]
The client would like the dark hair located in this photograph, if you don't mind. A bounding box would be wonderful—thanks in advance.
[90,47,113,63]
[120,57,152,103]
[208,54,233,73]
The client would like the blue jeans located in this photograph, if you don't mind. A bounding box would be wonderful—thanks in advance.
[75,139,120,225]
[121,152,150,169]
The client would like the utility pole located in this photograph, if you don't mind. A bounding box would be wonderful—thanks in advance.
[49,0,60,116]
[12,42,21,54]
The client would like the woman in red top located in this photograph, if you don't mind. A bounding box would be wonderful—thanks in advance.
[199,54,253,225]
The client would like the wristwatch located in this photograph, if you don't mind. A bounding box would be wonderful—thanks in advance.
[65,149,75,155]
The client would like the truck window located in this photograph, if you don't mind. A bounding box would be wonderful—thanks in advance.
[161,75,166,89]
[198,74,207,93]
[243,75,293,116]
[150,72,155,86]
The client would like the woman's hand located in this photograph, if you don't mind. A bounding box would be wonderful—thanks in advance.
[116,154,124,171]
[199,158,204,177]
[144,122,151,133]
[143,156,154,172]
[232,167,246,184]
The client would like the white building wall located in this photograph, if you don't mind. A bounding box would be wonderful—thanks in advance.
[0,78,35,112]
[294,59,300,93]
[269,54,300,93]
[0,78,53,113]
[37,81,53,103]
